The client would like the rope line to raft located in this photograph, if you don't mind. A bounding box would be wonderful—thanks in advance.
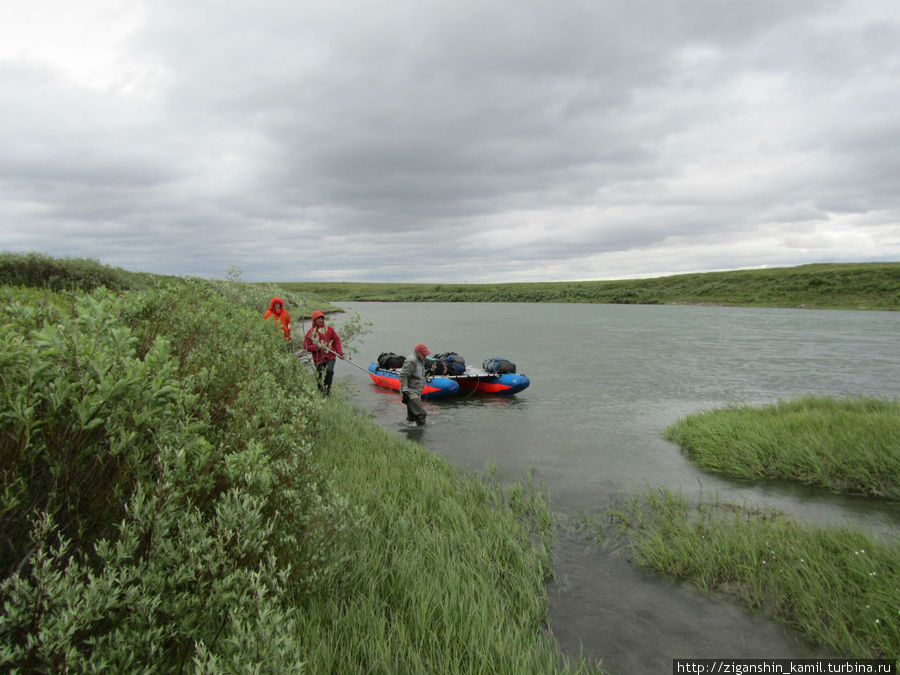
[462,372,479,398]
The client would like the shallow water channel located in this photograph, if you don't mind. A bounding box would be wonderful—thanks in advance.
[331,302,900,672]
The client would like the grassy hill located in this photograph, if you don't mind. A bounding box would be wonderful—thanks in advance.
[278,262,900,310]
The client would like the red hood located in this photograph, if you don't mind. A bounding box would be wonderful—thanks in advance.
[268,297,284,314]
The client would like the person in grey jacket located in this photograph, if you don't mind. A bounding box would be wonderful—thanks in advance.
[399,343,431,425]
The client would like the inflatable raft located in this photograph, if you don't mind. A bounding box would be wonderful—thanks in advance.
[367,364,459,399]
[452,366,530,395]
[367,360,530,398]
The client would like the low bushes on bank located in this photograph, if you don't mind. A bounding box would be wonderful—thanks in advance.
[0,280,357,671]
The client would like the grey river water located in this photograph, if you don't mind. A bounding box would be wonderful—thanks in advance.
[330,302,899,673]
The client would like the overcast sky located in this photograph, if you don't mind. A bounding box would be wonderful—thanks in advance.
[1,0,898,282]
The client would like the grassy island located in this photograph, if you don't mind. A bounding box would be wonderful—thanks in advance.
[0,253,591,673]
[665,396,900,499]
[604,396,900,662]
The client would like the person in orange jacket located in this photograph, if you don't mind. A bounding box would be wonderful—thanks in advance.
[263,297,292,340]
[303,310,343,394]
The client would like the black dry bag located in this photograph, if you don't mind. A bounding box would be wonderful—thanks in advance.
[482,358,516,374]
[377,352,406,369]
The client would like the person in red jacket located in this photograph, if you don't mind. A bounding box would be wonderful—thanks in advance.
[263,297,292,340]
[303,310,343,394]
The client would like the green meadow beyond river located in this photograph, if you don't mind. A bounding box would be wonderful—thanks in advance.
[332,302,900,673]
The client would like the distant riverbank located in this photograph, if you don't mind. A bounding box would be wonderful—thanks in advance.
[278,262,900,310]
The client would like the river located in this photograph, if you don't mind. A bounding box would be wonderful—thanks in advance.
[330,302,899,672]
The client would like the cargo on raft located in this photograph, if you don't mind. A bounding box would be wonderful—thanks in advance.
[368,353,530,400]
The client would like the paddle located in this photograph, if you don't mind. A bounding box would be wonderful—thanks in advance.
[319,345,371,374]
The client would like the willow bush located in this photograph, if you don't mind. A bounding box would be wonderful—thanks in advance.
[0,251,140,292]
[0,280,359,671]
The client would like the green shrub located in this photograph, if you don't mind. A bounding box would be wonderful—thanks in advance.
[0,252,131,292]
[0,281,359,670]
[1,289,186,570]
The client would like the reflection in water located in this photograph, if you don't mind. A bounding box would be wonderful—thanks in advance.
[336,302,900,669]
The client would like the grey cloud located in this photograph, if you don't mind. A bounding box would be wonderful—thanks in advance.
[1,0,898,281]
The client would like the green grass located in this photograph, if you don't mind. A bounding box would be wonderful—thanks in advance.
[606,489,900,660]
[294,400,594,673]
[598,396,900,661]
[278,262,900,310]
[665,396,900,499]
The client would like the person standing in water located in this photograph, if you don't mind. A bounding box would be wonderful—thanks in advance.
[303,310,343,395]
[398,343,431,426]
[263,297,292,340]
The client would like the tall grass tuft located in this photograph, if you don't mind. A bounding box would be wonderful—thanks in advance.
[608,489,900,660]
[292,401,593,673]
[611,395,900,661]
[665,396,900,499]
